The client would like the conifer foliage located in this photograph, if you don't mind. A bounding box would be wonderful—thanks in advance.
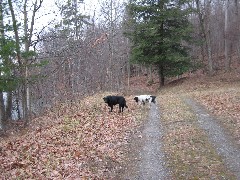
[125,0,193,86]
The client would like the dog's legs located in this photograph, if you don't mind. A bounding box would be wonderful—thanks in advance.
[119,105,123,113]
[109,105,113,112]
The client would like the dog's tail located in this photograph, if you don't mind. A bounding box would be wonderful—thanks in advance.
[125,104,128,108]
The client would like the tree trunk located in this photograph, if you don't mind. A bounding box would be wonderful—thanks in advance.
[148,65,153,83]
[9,0,28,125]
[224,0,231,71]
[126,39,131,91]
[0,92,6,130]
[127,61,130,91]
[23,0,30,120]
[206,21,213,74]
[195,0,205,65]
[235,0,240,64]
[0,0,5,129]
[205,0,213,74]
[6,92,12,119]
[196,0,213,75]
[109,0,114,91]
[158,64,164,86]
[73,0,79,39]
[15,95,21,120]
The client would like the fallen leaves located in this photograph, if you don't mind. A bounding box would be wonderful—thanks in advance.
[1,71,239,178]
[0,93,145,179]
[193,90,240,146]
[159,94,235,179]
[160,71,240,147]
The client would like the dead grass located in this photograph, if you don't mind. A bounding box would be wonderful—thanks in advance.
[160,70,240,147]
[156,70,240,179]
[192,90,240,147]
[159,94,235,179]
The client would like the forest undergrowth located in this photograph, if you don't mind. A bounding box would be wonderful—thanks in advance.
[0,92,147,179]
[0,70,240,179]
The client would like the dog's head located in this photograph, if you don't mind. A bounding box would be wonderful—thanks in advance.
[103,96,110,103]
[150,96,156,103]
[134,96,139,102]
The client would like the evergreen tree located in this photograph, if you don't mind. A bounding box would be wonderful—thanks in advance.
[57,0,91,39]
[0,0,18,127]
[0,0,48,125]
[125,0,193,86]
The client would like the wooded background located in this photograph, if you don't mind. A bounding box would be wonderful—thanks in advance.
[0,0,239,129]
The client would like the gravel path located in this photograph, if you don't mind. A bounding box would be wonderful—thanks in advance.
[123,104,170,179]
[122,98,240,179]
[185,98,240,179]
[138,104,169,179]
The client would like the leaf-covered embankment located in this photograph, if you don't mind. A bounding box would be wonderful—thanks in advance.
[0,93,146,179]
[159,93,235,179]
[193,89,240,146]
[164,72,240,147]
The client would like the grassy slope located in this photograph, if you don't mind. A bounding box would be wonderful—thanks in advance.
[158,71,240,179]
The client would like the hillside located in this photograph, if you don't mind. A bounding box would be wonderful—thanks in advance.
[157,70,240,179]
[160,70,240,147]
[120,70,240,179]
[0,70,240,179]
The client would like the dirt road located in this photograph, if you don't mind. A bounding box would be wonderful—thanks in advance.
[185,98,240,179]
[121,98,240,179]
[122,104,170,179]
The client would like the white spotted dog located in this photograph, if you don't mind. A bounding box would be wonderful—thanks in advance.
[134,95,156,107]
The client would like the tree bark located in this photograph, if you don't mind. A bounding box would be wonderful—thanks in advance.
[195,0,206,64]
[109,0,114,91]
[235,0,240,64]
[204,0,213,74]
[206,18,213,74]
[196,0,213,75]
[6,92,12,119]
[0,0,6,130]
[8,0,29,124]
[148,65,153,83]
[158,64,164,86]
[224,0,231,71]
[0,92,5,129]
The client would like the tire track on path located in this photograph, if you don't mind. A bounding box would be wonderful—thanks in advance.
[124,104,170,179]
[185,98,240,179]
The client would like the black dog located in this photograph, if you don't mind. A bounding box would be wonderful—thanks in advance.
[103,96,128,113]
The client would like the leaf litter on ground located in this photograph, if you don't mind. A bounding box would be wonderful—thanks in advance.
[162,71,240,147]
[158,71,240,179]
[1,70,240,179]
[0,92,146,179]
[158,94,235,179]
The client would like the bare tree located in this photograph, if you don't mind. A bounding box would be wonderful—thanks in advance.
[235,0,240,63]
[224,0,231,71]
[8,0,45,125]
[99,0,127,91]
[191,0,240,73]
[0,0,5,130]
[195,0,214,74]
